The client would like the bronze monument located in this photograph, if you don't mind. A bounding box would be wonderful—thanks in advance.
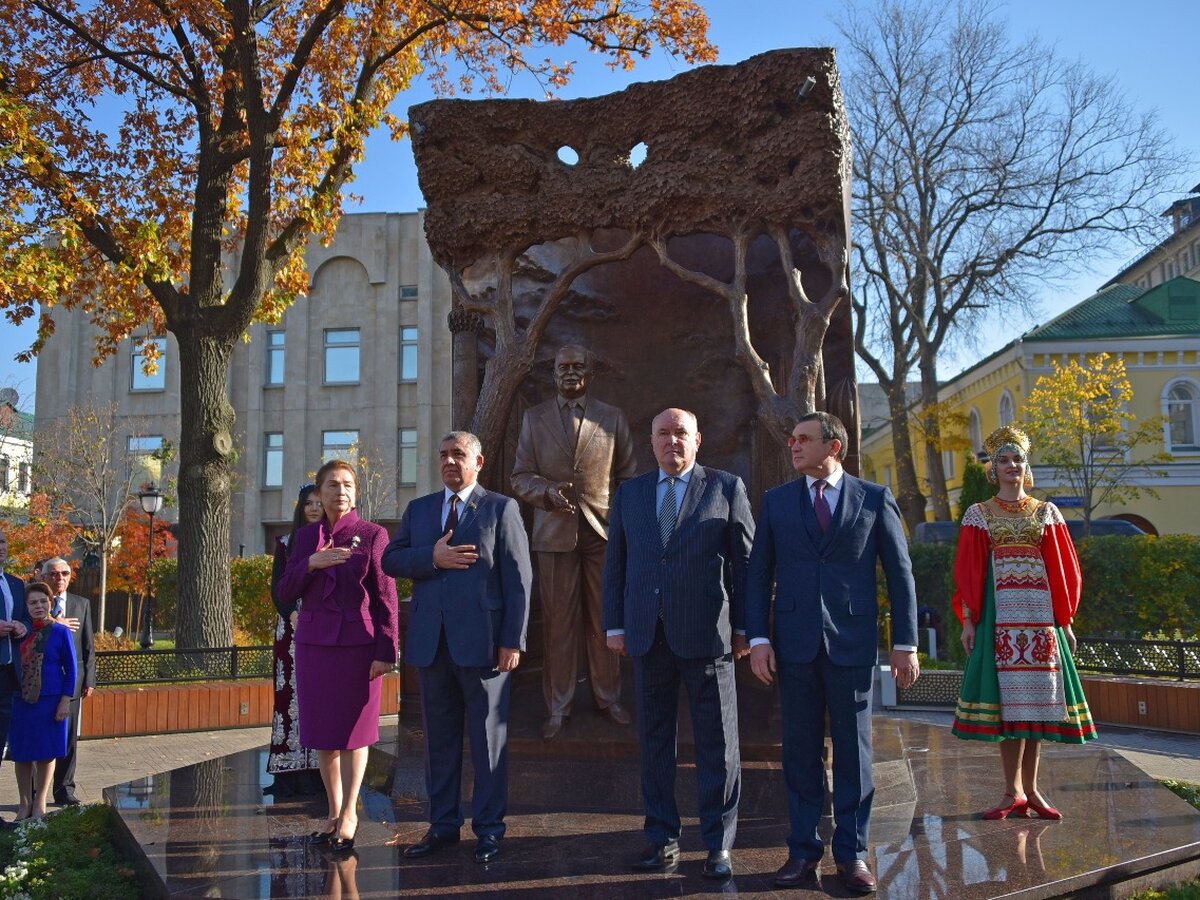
[511,345,637,738]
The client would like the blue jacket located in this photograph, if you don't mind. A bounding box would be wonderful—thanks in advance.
[746,473,918,667]
[383,485,532,669]
[15,620,77,701]
[603,465,754,660]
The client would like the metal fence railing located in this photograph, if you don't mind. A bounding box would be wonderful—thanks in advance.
[96,645,272,686]
[1073,637,1200,682]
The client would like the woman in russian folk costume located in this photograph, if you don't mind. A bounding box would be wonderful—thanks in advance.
[951,425,1097,821]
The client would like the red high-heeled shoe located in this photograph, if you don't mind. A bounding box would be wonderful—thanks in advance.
[1026,798,1062,820]
[982,793,1029,820]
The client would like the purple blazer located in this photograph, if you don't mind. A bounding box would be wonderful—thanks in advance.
[277,510,399,664]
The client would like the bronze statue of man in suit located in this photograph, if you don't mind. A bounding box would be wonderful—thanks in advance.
[512,344,637,739]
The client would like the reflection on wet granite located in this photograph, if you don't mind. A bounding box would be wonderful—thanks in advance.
[109,689,1200,898]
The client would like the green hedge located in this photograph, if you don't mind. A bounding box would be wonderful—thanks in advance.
[149,556,413,645]
[904,535,1200,664]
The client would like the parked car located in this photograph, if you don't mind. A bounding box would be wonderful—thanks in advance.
[911,521,958,544]
[1065,518,1147,540]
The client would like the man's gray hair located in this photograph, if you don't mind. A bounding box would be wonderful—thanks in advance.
[442,430,483,457]
[41,556,70,574]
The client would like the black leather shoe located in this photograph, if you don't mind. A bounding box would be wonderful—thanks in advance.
[703,850,733,880]
[309,828,336,846]
[404,829,460,859]
[835,858,877,894]
[327,833,356,854]
[631,841,680,870]
[54,794,81,807]
[474,834,501,863]
[774,857,821,887]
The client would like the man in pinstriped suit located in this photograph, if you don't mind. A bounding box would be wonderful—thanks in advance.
[603,408,754,881]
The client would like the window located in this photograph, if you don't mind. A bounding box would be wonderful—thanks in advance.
[324,329,360,384]
[942,450,955,479]
[399,428,417,484]
[127,435,165,488]
[883,465,893,489]
[400,326,418,382]
[998,392,1014,426]
[131,338,166,392]
[0,456,9,491]
[400,285,418,300]
[264,433,283,487]
[322,430,359,464]
[17,462,30,494]
[1167,381,1199,450]
[266,331,285,386]
[968,408,983,454]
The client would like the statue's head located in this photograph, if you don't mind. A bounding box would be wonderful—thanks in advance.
[554,344,590,400]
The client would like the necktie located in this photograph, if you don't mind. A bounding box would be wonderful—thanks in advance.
[444,495,459,536]
[562,401,582,446]
[814,480,832,533]
[659,476,678,547]
[55,598,65,618]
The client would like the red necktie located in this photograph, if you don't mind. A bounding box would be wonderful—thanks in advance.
[814,480,832,533]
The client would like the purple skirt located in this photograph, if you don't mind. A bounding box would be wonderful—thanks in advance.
[295,642,381,750]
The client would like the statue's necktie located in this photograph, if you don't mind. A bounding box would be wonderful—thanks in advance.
[444,495,459,536]
[814,480,832,533]
[659,476,678,547]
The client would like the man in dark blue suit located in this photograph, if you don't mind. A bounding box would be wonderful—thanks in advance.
[604,408,753,881]
[746,411,919,894]
[383,431,532,865]
[0,529,32,824]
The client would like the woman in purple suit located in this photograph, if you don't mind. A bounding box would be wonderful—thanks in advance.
[278,459,398,853]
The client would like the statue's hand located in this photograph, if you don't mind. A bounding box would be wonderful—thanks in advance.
[549,482,577,513]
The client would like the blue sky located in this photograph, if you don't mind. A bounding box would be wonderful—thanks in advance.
[3,0,1197,409]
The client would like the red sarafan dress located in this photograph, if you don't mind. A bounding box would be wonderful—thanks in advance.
[950,497,1097,742]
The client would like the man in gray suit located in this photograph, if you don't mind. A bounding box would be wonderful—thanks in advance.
[512,344,637,739]
[604,408,753,881]
[41,557,96,806]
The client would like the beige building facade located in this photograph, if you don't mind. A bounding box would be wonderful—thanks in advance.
[34,211,454,552]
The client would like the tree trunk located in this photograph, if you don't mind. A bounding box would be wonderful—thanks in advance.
[98,551,109,634]
[173,328,235,649]
[470,341,534,490]
[886,388,928,533]
[919,359,952,520]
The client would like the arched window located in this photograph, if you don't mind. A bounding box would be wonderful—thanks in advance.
[998,391,1014,427]
[968,408,983,454]
[1166,380,1199,450]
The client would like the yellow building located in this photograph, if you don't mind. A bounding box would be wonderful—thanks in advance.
[861,276,1200,535]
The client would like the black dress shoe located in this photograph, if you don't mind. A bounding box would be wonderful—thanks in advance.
[474,834,501,863]
[403,829,460,859]
[631,841,680,870]
[327,832,356,854]
[309,827,336,845]
[835,858,877,894]
[774,857,820,887]
[703,850,733,880]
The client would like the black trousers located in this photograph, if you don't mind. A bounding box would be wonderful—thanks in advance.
[53,697,82,799]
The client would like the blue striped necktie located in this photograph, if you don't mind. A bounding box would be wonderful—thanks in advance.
[659,476,678,547]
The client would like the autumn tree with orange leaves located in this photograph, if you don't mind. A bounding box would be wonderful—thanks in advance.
[0,2,715,649]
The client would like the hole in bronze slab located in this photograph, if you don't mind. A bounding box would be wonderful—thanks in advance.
[628,142,648,169]
[557,145,579,166]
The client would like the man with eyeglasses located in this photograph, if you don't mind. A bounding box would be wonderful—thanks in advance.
[0,530,31,824]
[746,412,918,893]
[40,557,95,806]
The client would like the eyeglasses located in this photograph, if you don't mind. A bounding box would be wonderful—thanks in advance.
[46,570,71,578]
[786,434,826,447]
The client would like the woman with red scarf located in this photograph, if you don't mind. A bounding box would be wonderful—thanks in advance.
[10,581,76,821]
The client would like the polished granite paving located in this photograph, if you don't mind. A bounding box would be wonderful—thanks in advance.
[108,679,1200,898]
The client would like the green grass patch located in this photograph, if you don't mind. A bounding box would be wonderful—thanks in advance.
[0,805,141,898]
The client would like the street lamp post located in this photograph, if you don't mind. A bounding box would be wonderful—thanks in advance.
[138,484,164,649]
